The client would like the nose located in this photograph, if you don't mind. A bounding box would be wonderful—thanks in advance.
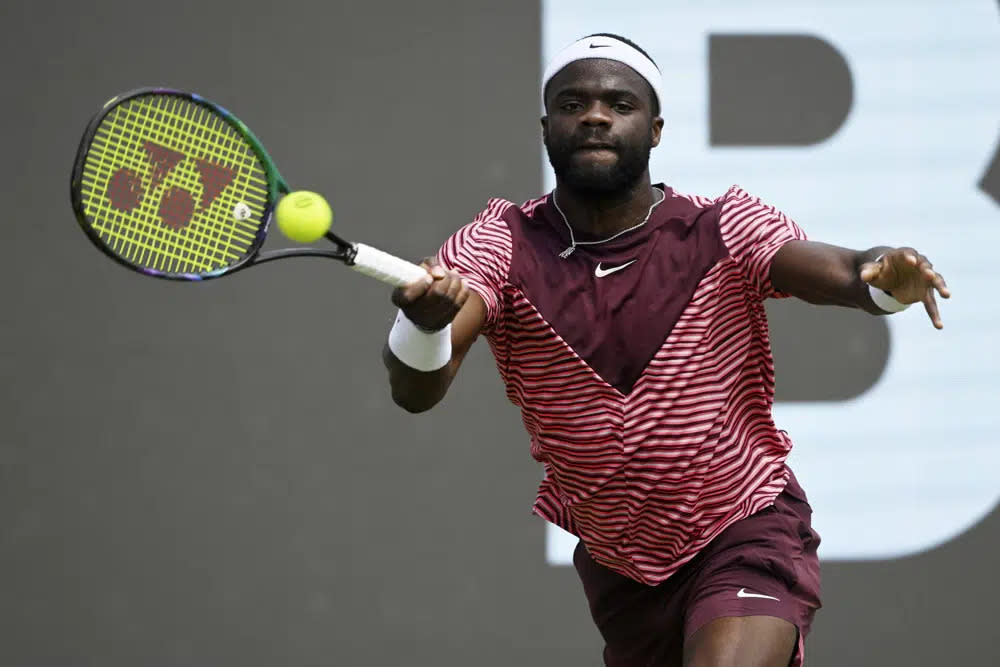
[580,101,613,127]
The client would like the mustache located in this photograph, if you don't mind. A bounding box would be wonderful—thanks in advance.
[569,133,620,149]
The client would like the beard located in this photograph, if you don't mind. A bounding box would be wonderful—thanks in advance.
[544,130,653,196]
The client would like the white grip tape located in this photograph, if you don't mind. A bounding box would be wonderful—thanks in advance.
[352,243,427,287]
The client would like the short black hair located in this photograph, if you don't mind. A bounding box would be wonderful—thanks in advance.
[581,32,660,115]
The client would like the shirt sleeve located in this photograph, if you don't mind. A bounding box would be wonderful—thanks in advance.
[437,200,513,332]
[717,185,808,299]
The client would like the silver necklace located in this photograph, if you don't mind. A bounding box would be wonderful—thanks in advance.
[552,187,666,258]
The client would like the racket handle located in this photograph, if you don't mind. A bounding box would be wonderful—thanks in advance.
[350,243,428,287]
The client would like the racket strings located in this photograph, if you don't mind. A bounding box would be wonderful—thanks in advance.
[78,94,271,275]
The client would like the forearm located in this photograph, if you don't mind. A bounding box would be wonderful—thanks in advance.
[382,345,457,413]
[381,288,486,414]
[771,241,893,314]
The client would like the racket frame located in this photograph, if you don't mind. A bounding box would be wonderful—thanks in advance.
[70,87,359,281]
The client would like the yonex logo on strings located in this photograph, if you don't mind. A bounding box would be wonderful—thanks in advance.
[105,140,235,229]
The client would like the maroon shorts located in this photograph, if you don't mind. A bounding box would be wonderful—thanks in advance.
[572,472,822,667]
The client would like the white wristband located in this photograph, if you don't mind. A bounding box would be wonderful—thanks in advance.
[868,283,910,313]
[387,310,452,371]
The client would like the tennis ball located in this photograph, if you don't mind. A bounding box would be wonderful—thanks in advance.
[275,191,333,243]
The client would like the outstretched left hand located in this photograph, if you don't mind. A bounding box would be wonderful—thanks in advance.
[860,248,951,329]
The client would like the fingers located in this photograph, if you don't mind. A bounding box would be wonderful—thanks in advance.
[391,272,434,308]
[859,255,884,283]
[935,278,950,299]
[905,250,951,300]
[392,259,468,331]
[444,270,467,305]
[922,288,944,330]
[921,261,950,299]
[421,255,447,280]
[866,248,952,302]
[899,247,948,328]
[392,257,444,307]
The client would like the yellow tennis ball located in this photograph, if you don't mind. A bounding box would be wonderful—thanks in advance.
[275,191,333,243]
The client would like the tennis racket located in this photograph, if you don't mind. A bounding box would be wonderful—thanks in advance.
[70,87,427,285]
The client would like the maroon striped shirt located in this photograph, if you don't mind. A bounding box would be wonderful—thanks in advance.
[438,184,807,585]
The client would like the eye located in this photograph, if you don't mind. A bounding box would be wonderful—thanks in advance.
[559,101,584,113]
[612,101,635,113]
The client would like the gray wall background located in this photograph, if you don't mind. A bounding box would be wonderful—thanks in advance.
[1,1,997,665]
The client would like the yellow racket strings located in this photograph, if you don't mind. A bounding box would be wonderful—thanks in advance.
[79,95,270,274]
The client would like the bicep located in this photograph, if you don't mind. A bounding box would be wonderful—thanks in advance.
[447,291,488,372]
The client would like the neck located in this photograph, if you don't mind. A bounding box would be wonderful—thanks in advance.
[553,175,658,240]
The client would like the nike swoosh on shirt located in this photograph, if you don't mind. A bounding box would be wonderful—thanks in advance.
[594,259,637,278]
[737,588,781,601]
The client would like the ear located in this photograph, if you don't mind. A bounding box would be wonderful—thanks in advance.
[540,115,549,142]
[651,116,664,148]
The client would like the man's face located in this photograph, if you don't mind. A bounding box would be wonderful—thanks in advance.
[543,59,663,195]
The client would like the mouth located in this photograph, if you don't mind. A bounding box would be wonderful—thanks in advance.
[574,144,619,163]
[574,144,619,159]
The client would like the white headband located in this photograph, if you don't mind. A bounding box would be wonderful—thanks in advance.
[541,35,664,112]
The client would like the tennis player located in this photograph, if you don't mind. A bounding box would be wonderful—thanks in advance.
[382,34,949,667]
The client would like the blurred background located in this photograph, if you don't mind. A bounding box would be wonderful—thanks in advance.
[1,0,997,665]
